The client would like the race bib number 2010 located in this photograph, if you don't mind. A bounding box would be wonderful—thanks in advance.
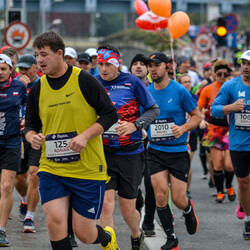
[45,132,80,163]
[150,118,175,142]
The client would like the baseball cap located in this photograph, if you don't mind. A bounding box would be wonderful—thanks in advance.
[85,48,98,57]
[65,47,77,59]
[177,56,189,66]
[146,52,169,64]
[129,54,148,71]
[239,50,250,62]
[17,55,37,68]
[77,52,91,63]
[0,54,12,68]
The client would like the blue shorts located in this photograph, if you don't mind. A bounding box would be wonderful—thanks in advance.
[38,171,105,220]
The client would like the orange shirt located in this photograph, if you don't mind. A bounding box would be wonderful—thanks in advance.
[198,81,223,108]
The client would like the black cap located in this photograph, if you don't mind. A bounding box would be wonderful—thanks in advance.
[146,52,169,64]
[77,52,91,63]
[129,54,148,71]
[16,55,37,68]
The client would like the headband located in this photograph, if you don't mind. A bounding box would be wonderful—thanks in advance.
[214,64,231,73]
[97,49,120,68]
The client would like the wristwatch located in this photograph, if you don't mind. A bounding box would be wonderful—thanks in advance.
[133,120,145,130]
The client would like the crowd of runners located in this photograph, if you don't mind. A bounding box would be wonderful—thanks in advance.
[0,30,249,250]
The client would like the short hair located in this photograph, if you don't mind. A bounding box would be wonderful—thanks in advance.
[33,30,65,55]
[177,73,190,84]
[213,59,231,73]
[1,48,18,61]
[97,43,120,56]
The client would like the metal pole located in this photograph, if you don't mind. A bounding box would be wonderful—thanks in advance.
[21,0,27,24]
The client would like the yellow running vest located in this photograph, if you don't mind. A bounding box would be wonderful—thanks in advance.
[38,66,107,180]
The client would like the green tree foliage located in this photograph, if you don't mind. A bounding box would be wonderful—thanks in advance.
[95,13,124,37]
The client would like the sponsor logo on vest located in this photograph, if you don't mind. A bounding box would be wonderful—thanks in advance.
[66,92,75,97]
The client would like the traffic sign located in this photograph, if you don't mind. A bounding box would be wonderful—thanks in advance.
[195,53,212,73]
[194,33,213,53]
[226,32,237,48]
[225,13,239,34]
[4,21,31,50]
[178,45,196,58]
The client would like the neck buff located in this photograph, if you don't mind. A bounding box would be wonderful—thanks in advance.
[97,49,120,68]
[0,77,11,90]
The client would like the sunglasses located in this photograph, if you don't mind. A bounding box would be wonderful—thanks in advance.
[216,72,230,77]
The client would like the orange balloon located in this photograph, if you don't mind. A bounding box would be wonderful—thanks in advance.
[168,11,190,39]
[148,0,171,18]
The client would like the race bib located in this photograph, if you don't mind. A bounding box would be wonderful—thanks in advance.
[150,118,175,142]
[235,110,250,131]
[45,132,80,163]
[103,122,119,140]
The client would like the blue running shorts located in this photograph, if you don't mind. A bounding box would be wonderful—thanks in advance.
[38,171,106,220]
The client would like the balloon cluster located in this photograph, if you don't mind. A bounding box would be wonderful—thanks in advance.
[134,0,190,39]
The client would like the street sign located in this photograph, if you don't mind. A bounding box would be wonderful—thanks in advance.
[225,13,239,34]
[226,32,237,48]
[194,33,213,53]
[4,21,31,50]
[195,53,212,73]
[178,45,196,58]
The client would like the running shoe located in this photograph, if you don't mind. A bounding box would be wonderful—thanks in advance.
[142,222,155,237]
[216,193,225,203]
[68,233,78,247]
[19,202,27,221]
[23,218,36,233]
[160,235,179,250]
[236,203,245,220]
[183,200,199,235]
[186,191,192,199]
[0,230,9,247]
[227,187,236,201]
[101,226,120,250]
[131,229,144,250]
[243,221,250,240]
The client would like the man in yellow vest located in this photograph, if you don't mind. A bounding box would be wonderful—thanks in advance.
[24,31,119,250]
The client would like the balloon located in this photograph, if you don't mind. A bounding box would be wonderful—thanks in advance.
[134,0,148,16]
[148,0,171,18]
[136,11,168,32]
[168,11,190,39]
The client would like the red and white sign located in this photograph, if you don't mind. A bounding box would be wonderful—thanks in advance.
[4,21,31,50]
[194,33,213,53]
[195,53,212,72]
[178,45,196,58]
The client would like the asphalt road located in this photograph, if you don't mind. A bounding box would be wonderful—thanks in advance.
[6,152,250,250]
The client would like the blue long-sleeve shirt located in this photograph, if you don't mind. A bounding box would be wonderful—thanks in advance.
[211,76,250,151]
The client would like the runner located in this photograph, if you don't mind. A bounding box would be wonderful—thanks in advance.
[0,54,27,247]
[64,47,78,66]
[77,52,91,72]
[211,50,250,240]
[130,53,157,237]
[85,48,99,76]
[177,73,199,199]
[198,59,236,203]
[146,52,201,250]
[15,55,41,234]
[96,44,159,249]
[24,31,119,250]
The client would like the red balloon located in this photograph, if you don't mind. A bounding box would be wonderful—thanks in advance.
[136,11,168,32]
[134,0,148,16]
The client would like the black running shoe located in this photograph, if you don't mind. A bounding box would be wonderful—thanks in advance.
[142,222,156,237]
[183,200,199,235]
[68,233,78,247]
[243,221,250,240]
[160,236,179,250]
[131,229,144,250]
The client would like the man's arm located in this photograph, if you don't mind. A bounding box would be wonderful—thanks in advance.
[171,107,201,138]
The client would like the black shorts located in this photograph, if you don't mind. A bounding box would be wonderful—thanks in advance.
[189,132,198,152]
[0,147,21,172]
[17,140,41,175]
[230,150,250,178]
[104,152,143,199]
[147,148,190,183]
